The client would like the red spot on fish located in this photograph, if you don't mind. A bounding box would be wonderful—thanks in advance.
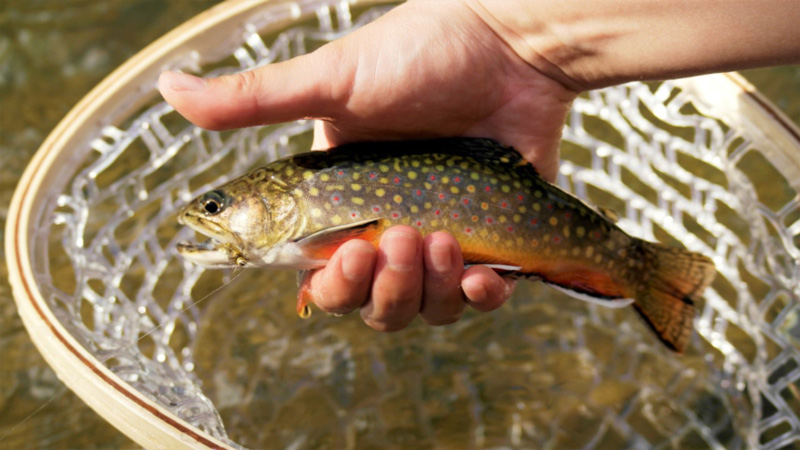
[430,175,436,181]
[501,201,508,208]
[454,176,461,182]
[369,173,376,179]
[351,212,358,218]
[416,220,422,227]
[463,198,470,205]
[485,186,491,192]
[593,231,601,239]
[565,212,572,220]
[438,193,445,200]
[547,203,554,210]
[517,194,524,201]
[393,176,401,184]
[471,215,478,222]
[333,196,340,202]
[453,213,459,219]
[507,226,514,232]
[530,218,538,225]
[531,239,539,247]
[373,206,380,212]
[465,227,472,233]
[434,209,441,216]
[392,212,399,218]
[553,236,561,243]
[486,217,493,224]
[416,189,423,196]
[337,170,344,176]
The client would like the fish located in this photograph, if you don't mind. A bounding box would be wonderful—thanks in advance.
[177,138,716,352]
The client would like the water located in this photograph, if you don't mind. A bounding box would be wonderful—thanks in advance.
[1,1,800,448]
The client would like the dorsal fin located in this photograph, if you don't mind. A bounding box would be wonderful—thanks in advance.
[596,206,620,223]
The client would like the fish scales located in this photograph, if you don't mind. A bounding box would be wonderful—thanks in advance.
[177,138,716,352]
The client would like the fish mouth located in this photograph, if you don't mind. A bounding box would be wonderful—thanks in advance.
[177,211,244,268]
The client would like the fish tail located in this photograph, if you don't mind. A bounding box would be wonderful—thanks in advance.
[630,242,716,353]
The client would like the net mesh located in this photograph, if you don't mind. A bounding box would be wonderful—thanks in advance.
[24,1,800,448]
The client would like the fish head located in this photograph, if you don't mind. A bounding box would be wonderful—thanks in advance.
[177,173,299,268]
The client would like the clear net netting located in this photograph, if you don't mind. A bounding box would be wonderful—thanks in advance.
[24,1,800,448]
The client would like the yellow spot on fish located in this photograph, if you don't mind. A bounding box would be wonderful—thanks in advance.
[311,208,322,218]
[535,190,543,198]
[491,233,500,243]
[319,174,329,182]
[572,247,580,256]
[533,203,541,212]
[577,226,585,238]
[303,170,314,180]
[380,177,388,184]
[516,237,523,246]
[518,206,527,213]
[586,246,594,257]
[441,176,449,184]
[563,226,570,238]
[499,215,507,223]
[513,180,521,188]
[481,202,489,210]
[424,202,432,209]
[285,167,294,176]
[351,183,362,191]
[467,185,476,193]
[411,205,419,213]
[450,187,459,194]
[408,171,418,180]
[594,254,603,264]
[309,187,319,196]
[471,172,480,181]
[501,185,511,193]
[393,194,403,204]
[379,165,389,173]
[531,239,539,247]
[353,173,360,180]
[436,164,445,172]
[560,249,567,256]
[480,229,489,238]
[375,188,386,197]
[424,158,433,165]
[331,215,342,225]
[424,182,433,190]
[500,157,510,163]
[430,219,439,227]
[543,234,551,242]
[513,214,522,223]
[352,197,364,205]
[549,217,558,226]
[293,188,303,196]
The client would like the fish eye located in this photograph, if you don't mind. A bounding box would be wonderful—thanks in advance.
[201,190,226,215]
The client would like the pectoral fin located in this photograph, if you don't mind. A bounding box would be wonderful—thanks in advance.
[292,218,385,260]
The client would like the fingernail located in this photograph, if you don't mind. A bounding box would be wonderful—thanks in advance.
[428,242,453,275]
[503,277,518,299]
[160,71,206,92]
[382,230,419,272]
[341,245,374,282]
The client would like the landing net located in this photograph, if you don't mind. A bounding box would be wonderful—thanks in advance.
[12,1,800,448]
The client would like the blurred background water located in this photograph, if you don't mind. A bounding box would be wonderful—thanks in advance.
[0,1,799,448]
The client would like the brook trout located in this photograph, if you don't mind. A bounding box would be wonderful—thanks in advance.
[177,138,715,352]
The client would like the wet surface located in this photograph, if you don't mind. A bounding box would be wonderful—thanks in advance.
[1,1,800,448]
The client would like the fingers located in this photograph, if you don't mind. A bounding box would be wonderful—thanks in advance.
[360,227,424,331]
[420,232,466,325]
[305,226,517,330]
[307,239,377,314]
[158,44,351,130]
[462,265,517,312]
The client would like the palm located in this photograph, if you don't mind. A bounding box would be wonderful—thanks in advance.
[310,1,575,180]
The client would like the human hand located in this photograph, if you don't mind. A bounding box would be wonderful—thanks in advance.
[159,1,575,330]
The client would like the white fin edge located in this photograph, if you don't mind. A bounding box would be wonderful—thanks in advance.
[466,264,522,272]
[543,282,634,308]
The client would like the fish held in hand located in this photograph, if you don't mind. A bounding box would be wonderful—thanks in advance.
[177,138,715,352]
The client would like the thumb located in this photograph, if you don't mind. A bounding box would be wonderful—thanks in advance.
[158,47,349,130]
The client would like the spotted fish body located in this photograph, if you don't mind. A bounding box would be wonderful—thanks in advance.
[177,138,715,352]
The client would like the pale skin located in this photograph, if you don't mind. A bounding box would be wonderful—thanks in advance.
[160,0,800,331]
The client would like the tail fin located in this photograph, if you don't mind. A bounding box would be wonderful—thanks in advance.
[631,242,716,353]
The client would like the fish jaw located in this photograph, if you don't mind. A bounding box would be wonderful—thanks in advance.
[177,239,244,268]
